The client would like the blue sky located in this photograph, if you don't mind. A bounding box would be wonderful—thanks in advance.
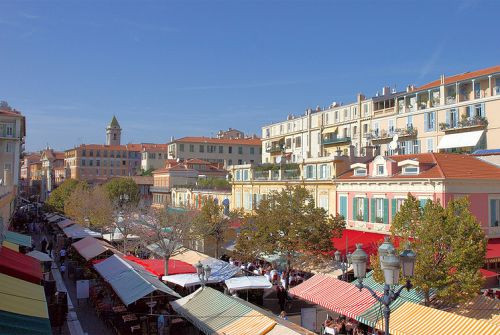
[0,0,498,151]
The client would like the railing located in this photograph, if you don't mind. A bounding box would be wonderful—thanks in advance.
[270,170,280,180]
[266,145,283,154]
[150,186,170,193]
[439,117,488,132]
[446,96,456,105]
[322,136,351,145]
[253,170,270,181]
[282,169,300,180]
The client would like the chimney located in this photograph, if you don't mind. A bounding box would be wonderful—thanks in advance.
[440,74,445,85]
[357,93,365,102]
[382,86,391,96]
[170,136,174,142]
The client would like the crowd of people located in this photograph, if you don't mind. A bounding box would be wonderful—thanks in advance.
[322,316,375,335]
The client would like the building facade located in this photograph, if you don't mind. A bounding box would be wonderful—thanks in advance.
[171,187,231,211]
[106,115,122,146]
[151,162,199,208]
[140,144,169,171]
[40,149,65,201]
[167,136,262,167]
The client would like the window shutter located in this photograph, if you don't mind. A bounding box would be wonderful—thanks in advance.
[446,111,450,126]
[424,113,429,132]
[340,196,347,219]
[491,199,497,227]
[481,103,485,117]
[364,198,369,222]
[352,197,357,220]
[371,198,376,223]
[383,199,389,224]
[391,199,397,223]
[419,199,427,209]
[466,106,471,119]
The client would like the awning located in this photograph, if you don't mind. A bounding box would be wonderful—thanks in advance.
[0,247,42,284]
[63,223,102,239]
[5,231,32,247]
[56,219,75,229]
[47,215,63,223]
[0,273,51,335]
[171,287,277,335]
[486,238,500,263]
[375,301,500,335]
[447,295,500,326]
[170,248,211,265]
[331,230,390,259]
[354,271,428,327]
[480,268,499,279]
[163,258,240,287]
[26,250,53,262]
[72,236,119,261]
[2,241,19,251]
[322,126,338,134]
[225,276,273,291]
[437,130,484,150]
[289,274,381,319]
[94,255,180,305]
[124,255,196,276]
[102,228,139,242]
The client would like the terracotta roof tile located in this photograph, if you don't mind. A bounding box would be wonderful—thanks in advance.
[418,65,500,91]
[173,136,261,146]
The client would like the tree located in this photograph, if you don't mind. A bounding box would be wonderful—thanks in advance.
[192,199,241,259]
[235,186,345,289]
[196,178,231,189]
[387,194,486,306]
[46,179,82,212]
[104,178,140,207]
[141,208,196,276]
[64,185,113,229]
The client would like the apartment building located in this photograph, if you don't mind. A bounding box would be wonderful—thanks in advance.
[167,136,262,167]
[40,149,65,200]
[171,187,231,211]
[20,153,40,197]
[0,105,25,235]
[151,162,198,208]
[140,144,169,171]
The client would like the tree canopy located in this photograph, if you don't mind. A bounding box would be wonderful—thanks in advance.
[103,178,140,207]
[196,177,230,189]
[235,186,345,288]
[383,194,486,306]
[64,184,113,228]
[46,179,83,213]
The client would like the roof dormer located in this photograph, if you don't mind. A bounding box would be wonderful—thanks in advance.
[350,163,367,176]
[398,159,420,175]
[371,155,390,177]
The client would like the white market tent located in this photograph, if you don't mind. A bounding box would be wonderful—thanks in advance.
[63,224,102,239]
[162,258,240,287]
[225,276,273,291]
[26,250,53,262]
[102,228,140,242]
[72,236,120,261]
[94,255,180,305]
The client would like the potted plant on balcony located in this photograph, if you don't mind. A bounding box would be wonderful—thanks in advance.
[439,122,449,131]
[375,216,384,224]
[356,214,364,221]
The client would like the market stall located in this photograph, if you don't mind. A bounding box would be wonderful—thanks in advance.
[0,247,43,284]
[4,231,32,248]
[162,258,240,287]
[72,236,120,261]
[225,276,272,291]
[62,223,102,239]
[124,255,195,276]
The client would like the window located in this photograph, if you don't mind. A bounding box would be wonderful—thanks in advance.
[243,169,249,181]
[424,112,435,132]
[110,150,115,158]
[412,140,420,154]
[376,164,384,175]
[96,160,100,166]
[354,168,367,176]
[113,134,117,140]
[243,192,253,210]
[339,195,348,219]
[82,149,86,157]
[6,125,13,137]
[81,159,86,166]
[490,199,500,227]
[219,146,223,153]
[474,81,481,99]
[363,104,369,116]
[238,146,243,154]
[199,145,204,153]
[376,198,384,222]
[353,107,357,117]
[250,147,255,155]
[5,142,12,153]
[122,160,126,166]
[407,115,413,128]
[228,159,232,166]
[319,195,329,211]
[363,124,368,134]
[103,150,108,157]
[238,159,243,165]
[427,138,434,153]
[395,198,405,213]
[402,166,419,175]
[353,125,357,136]
[179,144,184,152]
[318,164,330,179]
[447,109,459,128]
[335,111,339,122]
[295,136,301,148]
[89,150,94,157]
[228,146,233,154]
[305,165,316,179]
[388,119,395,133]
[285,138,292,149]
[265,128,270,138]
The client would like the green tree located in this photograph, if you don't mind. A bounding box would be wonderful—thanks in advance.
[104,178,140,207]
[64,185,113,229]
[235,186,345,289]
[388,194,486,306]
[196,178,231,189]
[46,179,82,212]
[192,199,241,259]
[140,168,154,176]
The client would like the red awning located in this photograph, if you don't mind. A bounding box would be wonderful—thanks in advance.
[289,274,381,319]
[0,247,43,284]
[480,268,498,279]
[486,238,500,263]
[124,255,196,276]
[332,230,392,257]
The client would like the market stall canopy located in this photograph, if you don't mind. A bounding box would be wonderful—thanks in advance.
[2,240,19,251]
[124,255,195,276]
[171,287,277,335]
[289,274,381,319]
[446,295,500,326]
[485,238,500,263]
[5,231,32,247]
[437,130,484,150]
[94,255,180,305]
[26,250,53,262]
[56,219,75,229]
[331,230,393,260]
[47,215,63,223]
[102,228,139,242]
[225,276,273,291]
[72,236,120,261]
[63,223,102,239]
[0,247,42,284]
[170,248,211,265]
[375,301,500,335]
[163,258,240,287]
[0,273,51,335]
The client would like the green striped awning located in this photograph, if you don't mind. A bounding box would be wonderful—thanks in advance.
[5,231,32,248]
[354,271,427,327]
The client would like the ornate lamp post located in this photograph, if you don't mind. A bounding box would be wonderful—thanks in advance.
[351,237,416,335]
[195,261,212,288]
[334,250,352,281]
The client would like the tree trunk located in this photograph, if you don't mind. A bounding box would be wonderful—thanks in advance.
[285,256,291,291]
[164,256,170,277]
[424,290,430,306]
[215,238,219,259]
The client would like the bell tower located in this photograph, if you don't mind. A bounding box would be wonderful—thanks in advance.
[106,115,121,145]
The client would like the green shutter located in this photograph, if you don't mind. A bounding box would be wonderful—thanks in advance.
[419,199,427,209]
[391,199,397,223]
[491,199,497,226]
[340,196,347,219]
[352,197,357,220]
[371,198,376,223]
[363,198,369,222]
[383,199,389,224]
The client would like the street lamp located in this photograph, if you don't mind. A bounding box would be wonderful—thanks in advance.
[351,238,416,335]
[334,250,352,281]
[195,261,212,287]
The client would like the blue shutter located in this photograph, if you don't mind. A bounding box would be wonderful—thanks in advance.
[383,199,389,224]
[481,103,485,118]
[391,199,397,223]
[419,199,427,209]
[431,112,435,130]
[424,113,429,132]
[341,196,347,219]
[491,199,497,227]
[352,197,357,220]
[466,106,471,119]
[446,111,450,126]
[364,198,369,222]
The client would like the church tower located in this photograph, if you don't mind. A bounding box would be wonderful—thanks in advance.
[106,115,122,145]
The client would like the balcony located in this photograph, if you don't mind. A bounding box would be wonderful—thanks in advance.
[266,145,283,155]
[439,116,488,133]
[322,135,351,146]
[150,186,170,193]
[366,127,417,142]
[446,96,457,105]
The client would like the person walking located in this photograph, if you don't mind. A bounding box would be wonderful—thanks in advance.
[47,240,53,258]
[40,238,47,254]
[277,285,287,312]
[157,310,167,335]
[59,247,66,264]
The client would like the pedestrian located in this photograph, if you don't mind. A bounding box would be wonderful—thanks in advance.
[59,247,66,264]
[277,285,286,312]
[47,240,53,258]
[157,310,167,335]
[41,238,47,253]
[279,311,288,320]
[60,263,66,277]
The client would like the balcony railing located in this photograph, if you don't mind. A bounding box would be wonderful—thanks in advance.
[282,169,300,180]
[446,96,456,105]
[322,136,351,145]
[366,127,416,141]
[439,117,488,132]
[266,145,283,154]
[150,186,170,193]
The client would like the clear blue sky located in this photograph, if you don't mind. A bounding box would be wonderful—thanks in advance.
[1,0,499,151]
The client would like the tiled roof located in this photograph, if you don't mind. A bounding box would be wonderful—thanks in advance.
[0,108,22,116]
[129,176,154,185]
[418,65,500,90]
[173,136,261,146]
[185,158,211,165]
[339,153,500,181]
[152,163,196,174]
[139,143,169,151]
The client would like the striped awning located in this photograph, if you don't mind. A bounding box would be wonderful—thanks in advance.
[171,287,277,335]
[322,126,338,134]
[289,274,381,319]
[375,302,500,335]
[447,295,500,326]
[5,231,32,248]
